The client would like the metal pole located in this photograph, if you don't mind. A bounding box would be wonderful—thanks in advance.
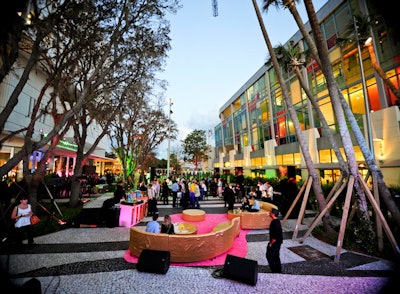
[354,16,374,156]
[167,98,172,178]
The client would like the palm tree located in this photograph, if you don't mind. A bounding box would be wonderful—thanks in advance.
[333,13,400,229]
[263,0,376,224]
[274,41,348,175]
[302,0,400,231]
[251,0,333,233]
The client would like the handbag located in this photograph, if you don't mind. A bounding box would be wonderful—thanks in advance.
[30,215,41,225]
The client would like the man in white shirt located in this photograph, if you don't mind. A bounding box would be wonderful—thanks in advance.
[266,182,274,203]
[171,180,179,207]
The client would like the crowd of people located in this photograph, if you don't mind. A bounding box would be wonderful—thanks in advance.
[9,175,286,274]
[121,176,293,215]
[138,176,284,274]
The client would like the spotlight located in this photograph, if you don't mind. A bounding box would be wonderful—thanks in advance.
[58,219,67,225]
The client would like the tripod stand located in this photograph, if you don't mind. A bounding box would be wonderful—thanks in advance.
[42,180,66,225]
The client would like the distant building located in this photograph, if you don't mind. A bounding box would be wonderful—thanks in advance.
[0,50,115,180]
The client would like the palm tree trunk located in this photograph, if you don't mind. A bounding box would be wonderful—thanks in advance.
[365,42,400,103]
[288,0,400,229]
[252,0,333,233]
[303,0,370,221]
[293,66,348,175]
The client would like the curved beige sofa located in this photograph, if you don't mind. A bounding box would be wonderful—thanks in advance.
[228,201,278,230]
[129,217,241,263]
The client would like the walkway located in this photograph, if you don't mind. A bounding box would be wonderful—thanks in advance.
[1,193,398,293]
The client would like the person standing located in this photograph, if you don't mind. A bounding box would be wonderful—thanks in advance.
[200,180,207,200]
[223,183,236,211]
[113,181,126,203]
[217,178,223,197]
[11,196,35,249]
[171,180,179,208]
[146,184,158,216]
[266,208,283,273]
[210,178,217,197]
[193,180,201,208]
[266,182,274,203]
[138,181,147,196]
[161,179,169,205]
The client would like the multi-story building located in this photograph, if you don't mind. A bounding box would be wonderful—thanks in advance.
[0,54,114,181]
[213,0,400,186]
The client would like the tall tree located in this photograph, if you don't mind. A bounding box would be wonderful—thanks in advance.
[0,0,30,84]
[262,0,370,222]
[274,41,348,175]
[181,130,209,172]
[252,0,333,233]
[303,0,400,228]
[110,97,176,188]
[0,0,181,209]
[262,0,399,231]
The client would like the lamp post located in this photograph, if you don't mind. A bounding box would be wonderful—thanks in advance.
[167,98,173,179]
[354,16,374,156]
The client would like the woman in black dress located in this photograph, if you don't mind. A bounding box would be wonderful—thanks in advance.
[160,214,175,234]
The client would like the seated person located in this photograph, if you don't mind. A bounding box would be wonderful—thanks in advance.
[145,214,160,233]
[160,214,175,234]
[247,195,260,212]
[241,196,250,211]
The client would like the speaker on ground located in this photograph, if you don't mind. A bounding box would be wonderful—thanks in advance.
[136,249,170,274]
[223,254,258,285]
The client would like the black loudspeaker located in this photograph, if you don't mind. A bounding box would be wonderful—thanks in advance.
[223,254,258,285]
[20,278,42,293]
[136,249,170,274]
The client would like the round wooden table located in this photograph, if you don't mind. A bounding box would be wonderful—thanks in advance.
[182,209,206,222]
[174,222,197,235]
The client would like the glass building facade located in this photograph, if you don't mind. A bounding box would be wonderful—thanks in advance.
[214,0,400,186]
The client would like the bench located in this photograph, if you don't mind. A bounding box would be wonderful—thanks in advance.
[129,217,241,263]
[228,201,278,229]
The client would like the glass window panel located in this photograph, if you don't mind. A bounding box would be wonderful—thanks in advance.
[276,155,283,165]
[282,154,294,165]
[294,153,301,164]
[348,86,366,114]
[290,79,302,105]
[353,146,364,161]
[319,149,332,163]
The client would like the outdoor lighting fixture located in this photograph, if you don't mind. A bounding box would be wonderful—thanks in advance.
[58,219,67,225]
[354,16,374,155]
[364,37,372,46]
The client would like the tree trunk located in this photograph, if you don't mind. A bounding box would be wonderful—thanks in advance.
[294,67,348,175]
[303,0,369,221]
[366,42,400,103]
[287,0,400,230]
[252,0,333,233]
[69,156,85,208]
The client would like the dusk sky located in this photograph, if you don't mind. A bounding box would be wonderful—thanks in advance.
[156,0,328,158]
